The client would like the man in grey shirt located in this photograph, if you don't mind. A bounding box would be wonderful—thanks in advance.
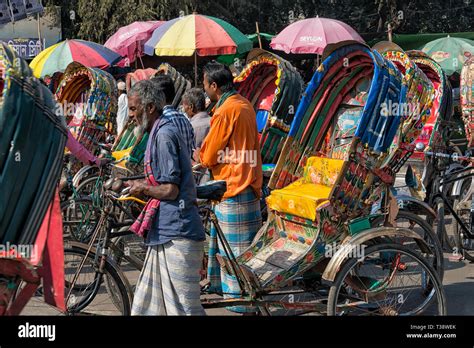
[182,88,211,149]
[182,88,212,184]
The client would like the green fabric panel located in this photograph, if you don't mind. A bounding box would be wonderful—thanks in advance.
[369,32,474,50]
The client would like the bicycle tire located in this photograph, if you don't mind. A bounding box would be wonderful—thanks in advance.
[75,175,101,197]
[327,243,446,316]
[452,179,474,261]
[64,245,132,315]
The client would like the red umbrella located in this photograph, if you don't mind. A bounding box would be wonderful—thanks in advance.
[270,17,365,55]
[105,21,164,66]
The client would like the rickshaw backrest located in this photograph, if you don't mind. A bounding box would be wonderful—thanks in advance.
[461,56,474,147]
[234,49,304,164]
[269,44,403,190]
[380,50,435,174]
[407,51,452,154]
[156,63,191,109]
[0,42,67,245]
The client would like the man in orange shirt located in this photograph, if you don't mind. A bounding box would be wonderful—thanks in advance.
[200,62,263,314]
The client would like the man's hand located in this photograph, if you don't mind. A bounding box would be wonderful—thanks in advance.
[193,147,201,164]
[127,179,148,196]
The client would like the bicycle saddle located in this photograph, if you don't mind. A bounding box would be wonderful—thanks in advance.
[196,180,227,201]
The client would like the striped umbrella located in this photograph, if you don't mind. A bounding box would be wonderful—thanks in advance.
[144,14,252,84]
[30,39,122,78]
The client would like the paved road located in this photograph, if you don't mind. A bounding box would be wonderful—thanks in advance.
[21,251,474,316]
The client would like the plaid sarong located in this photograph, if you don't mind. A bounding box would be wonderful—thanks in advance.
[207,187,262,313]
[131,239,205,316]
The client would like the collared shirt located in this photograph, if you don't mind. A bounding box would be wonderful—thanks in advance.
[146,113,205,246]
[190,111,211,148]
[200,94,263,199]
[163,105,196,158]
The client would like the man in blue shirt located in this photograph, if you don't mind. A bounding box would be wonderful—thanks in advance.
[127,80,205,316]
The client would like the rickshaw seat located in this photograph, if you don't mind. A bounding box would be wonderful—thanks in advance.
[266,156,344,220]
[237,216,321,286]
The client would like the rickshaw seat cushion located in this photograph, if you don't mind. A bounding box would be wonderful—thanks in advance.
[266,156,344,220]
[112,147,131,169]
[266,182,330,221]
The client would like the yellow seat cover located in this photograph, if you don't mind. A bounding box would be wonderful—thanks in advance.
[267,156,344,220]
[112,147,132,169]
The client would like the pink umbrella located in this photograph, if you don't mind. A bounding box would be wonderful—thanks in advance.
[270,17,364,55]
[105,21,164,65]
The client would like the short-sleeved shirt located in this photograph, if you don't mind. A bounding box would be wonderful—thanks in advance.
[145,113,205,246]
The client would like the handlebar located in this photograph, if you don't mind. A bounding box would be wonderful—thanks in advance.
[106,188,147,206]
[425,151,474,163]
[118,175,146,181]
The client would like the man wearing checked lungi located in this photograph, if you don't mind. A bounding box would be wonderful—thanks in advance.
[126,80,206,316]
[199,62,263,314]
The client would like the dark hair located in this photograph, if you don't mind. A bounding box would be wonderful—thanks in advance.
[182,88,206,113]
[151,74,175,104]
[203,62,234,93]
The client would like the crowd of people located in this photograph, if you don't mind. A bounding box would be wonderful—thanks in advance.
[104,62,265,315]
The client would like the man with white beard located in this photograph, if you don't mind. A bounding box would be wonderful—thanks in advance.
[126,80,205,315]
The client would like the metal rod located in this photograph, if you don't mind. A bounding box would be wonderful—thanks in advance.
[255,22,262,49]
[194,51,198,87]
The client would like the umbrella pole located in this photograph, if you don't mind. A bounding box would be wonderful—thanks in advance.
[256,22,263,49]
[194,51,198,87]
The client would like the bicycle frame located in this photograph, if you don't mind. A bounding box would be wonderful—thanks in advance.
[65,190,146,308]
[432,171,474,240]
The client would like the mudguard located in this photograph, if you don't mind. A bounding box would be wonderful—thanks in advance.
[395,194,437,219]
[72,165,98,188]
[322,227,430,282]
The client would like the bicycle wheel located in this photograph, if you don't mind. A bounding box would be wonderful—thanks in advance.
[327,243,446,316]
[64,246,132,315]
[61,197,100,243]
[438,176,472,252]
[434,197,456,252]
[454,204,474,262]
[75,175,101,197]
[371,210,444,280]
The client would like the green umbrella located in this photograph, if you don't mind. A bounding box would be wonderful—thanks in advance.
[421,36,474,75]
[217,32,275,65]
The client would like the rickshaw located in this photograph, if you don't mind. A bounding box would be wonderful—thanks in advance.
[234,49,304,164]
[54,62,118,190]
[201,43,446,315]
[0,42,67,315]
